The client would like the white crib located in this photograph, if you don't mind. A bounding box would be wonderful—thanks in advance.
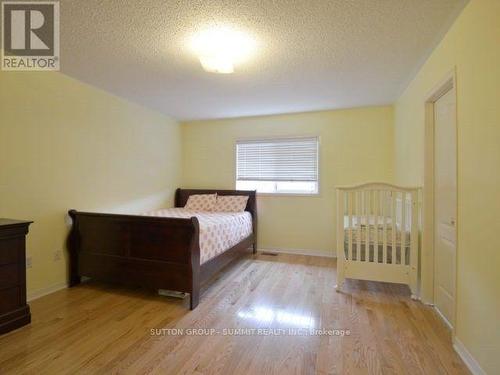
[335,183,421,298]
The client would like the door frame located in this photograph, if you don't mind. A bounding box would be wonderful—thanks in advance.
[423,69,458,334]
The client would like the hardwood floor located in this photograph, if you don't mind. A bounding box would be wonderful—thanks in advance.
[0,253,469,374]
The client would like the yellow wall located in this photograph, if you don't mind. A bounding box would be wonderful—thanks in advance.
[182,106,394,256]
[394,0,500,372]
[3,1,497,369]
[0,70,182,297]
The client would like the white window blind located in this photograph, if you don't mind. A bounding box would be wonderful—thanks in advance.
[236,137,319,182]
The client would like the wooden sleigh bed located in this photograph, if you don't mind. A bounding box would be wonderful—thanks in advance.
[67,189,257,310]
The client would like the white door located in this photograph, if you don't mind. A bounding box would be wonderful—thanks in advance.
[434,88,457,327]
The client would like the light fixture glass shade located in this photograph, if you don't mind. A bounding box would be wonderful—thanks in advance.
[190,26,256,74]
[199,55,234,74]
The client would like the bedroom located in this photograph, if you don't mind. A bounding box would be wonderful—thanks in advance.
[0,0,498,374]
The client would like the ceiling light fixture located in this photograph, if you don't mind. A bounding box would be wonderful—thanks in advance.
[190,26,256,74]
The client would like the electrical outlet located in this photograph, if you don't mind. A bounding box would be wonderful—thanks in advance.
[53,250,62,261]
[26,256,32,269]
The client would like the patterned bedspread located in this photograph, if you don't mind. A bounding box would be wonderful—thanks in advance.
[142,208,253,264]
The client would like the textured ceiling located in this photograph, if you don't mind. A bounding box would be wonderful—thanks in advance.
[60,0,468,120]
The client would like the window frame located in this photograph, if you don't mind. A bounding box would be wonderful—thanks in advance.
[234,135,321,197]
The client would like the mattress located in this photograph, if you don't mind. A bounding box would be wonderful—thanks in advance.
[143,208,253,264]
[343,215,411,264]
[343,215,410,246]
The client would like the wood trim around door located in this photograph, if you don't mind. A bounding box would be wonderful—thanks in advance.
[423,69,458,336]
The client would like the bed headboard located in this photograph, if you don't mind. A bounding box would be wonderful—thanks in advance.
[174,188,257,220]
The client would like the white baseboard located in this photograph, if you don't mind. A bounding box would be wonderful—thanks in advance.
[424,302,486,375]
[27,282,68,302]
[430,303,486,375]
[258,247,335,258]
[433,305,453,330]
[453,337,486,375]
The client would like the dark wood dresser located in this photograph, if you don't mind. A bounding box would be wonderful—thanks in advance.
[0,219,32,334]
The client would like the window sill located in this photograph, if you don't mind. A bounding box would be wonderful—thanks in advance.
[256,192,321,198]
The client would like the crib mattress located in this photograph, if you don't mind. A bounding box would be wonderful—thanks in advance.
[343,215,410,246]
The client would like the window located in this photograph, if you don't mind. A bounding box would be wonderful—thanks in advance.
[236,137,319,194]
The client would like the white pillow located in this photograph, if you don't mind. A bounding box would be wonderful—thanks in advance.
[214,195,249,212]
[184,194,217,211]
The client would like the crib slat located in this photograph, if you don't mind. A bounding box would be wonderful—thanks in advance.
[410,191,418,295]
[356,191,361,261]
[401,192,407,265]
[374,190,379,263]
[382,190,388,264]
[336,189,345,287]
[348,191,353,261]
[391,192,396,264]
[364,190,369,262]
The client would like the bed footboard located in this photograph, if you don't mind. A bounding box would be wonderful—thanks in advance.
[67,210,201,309]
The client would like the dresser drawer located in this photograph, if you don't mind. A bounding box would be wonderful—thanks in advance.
[0,264,20,288]
[0,238,21,265]
[0,220,31,334]
[0,287,21,314]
